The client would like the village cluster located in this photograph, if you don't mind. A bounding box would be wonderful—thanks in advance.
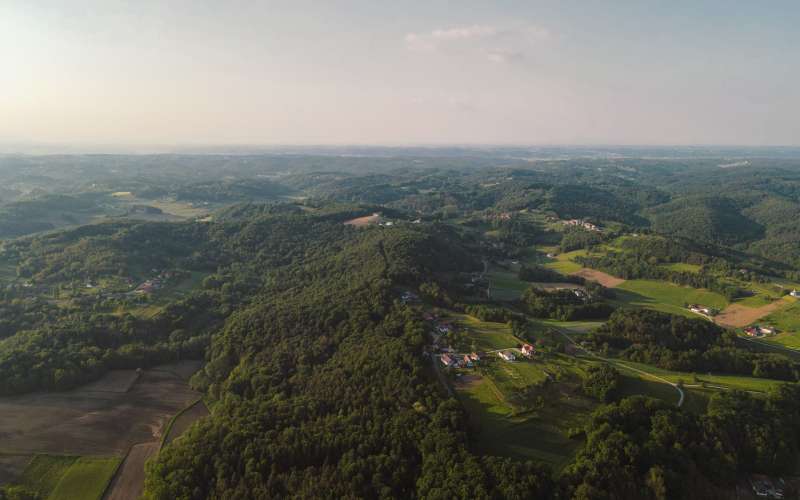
[133,269,179,294]
[560,218,601,232]
[419,308,537,370]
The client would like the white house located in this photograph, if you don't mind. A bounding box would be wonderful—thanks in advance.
[498,350,516,362]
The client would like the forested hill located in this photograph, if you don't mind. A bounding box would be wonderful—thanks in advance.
[0,206,554,497]
[142,209,554,498]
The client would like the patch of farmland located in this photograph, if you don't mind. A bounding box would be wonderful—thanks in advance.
[104,443,159,500]
[19,455,77,498]
[48,456,120,500]
[456,370,593,469]
[715,298,791,328]
[614,279,728,317]
[343,214,380,226]
[451,313,519,351]
[0,361,202,457]
[486,269,529,301]
[162,400,210,447]
[79,370,141,393]
[0,454,31,486]
[571,268,626,288]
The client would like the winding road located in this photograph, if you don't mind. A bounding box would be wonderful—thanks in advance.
[554,328,685,407]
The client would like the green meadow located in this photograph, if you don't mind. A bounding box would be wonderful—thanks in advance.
[47,456,120,500]
[613,279,728,317]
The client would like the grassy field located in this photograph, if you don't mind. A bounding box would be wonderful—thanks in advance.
[535,319,603,334]
[612,358,783,393]
[613,279,728,317]
[19,455,78,499]
[760,300,800,349]
[660,262,701,273]
[486,358,550,393]
[48,456,120,500]
[451,313,519,351]
[456,356,594,469]
[540,249,587,274]
[486,268,529,301]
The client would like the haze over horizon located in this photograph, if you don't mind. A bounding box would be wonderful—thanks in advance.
[2,1,798,148]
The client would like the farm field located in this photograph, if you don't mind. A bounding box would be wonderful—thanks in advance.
[47,456,120,500]
[611,358,783,393]
[105,443,159,500]
[571,268,625,287]
[714,297,792,328]
[139,199,210,219]
[613,279,728,317]
[0,361,202,491]
[455,355,595,469]
[343,213,380,226]
[450,313,519,351]
[541,249,586,274]
[758,299,800,349]
[486,268,529,301]
[162,400,210,447]
[17,455,77,499]
[535,319,603,334]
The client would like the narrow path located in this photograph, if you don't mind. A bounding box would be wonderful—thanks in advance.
[429,355,455,398]
[554,328,685,407]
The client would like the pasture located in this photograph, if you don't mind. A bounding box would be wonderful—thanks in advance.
[451,313,519,351]
[759,298,800,348]
[486,268,529,301]
[541,249,585,274]
[455,355,595,469]
[714,297,791,328]
[47,456,120,500]
[613,279,728,317]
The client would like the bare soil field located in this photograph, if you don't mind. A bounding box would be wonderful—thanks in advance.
[152,360,202,381]
[163,400,209,447]
[79,370,141,393]
[0,454,30,484]
[343,214,380,226]
[715,300,788,328]
[571,268,626,288]
[104,442,159,500]
[0,362,202,457]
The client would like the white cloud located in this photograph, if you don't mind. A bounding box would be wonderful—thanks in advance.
[404,23,551,63]
[484,48,523,64]
[430,25,497,41]
[405,24,498,51]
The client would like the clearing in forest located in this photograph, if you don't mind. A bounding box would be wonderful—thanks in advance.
[343,214,381,226]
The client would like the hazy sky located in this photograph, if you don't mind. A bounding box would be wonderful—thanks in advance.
[1,1,798,147]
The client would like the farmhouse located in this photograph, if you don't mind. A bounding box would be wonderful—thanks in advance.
[688,304,713,316]
[744,325,778,337]
[759,325,777,336]
[498,350,516,362]
[791,290,800,298]
[440,354,456,367]
[521,344,535,357]
[461,355,474,368]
